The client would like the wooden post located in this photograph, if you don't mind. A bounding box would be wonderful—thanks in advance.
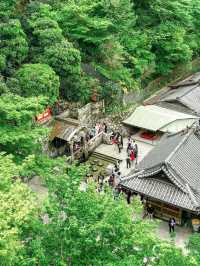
[69,141,74,161]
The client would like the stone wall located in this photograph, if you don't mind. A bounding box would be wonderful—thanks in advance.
[78,101,105,126]
[78,103,92,126]
[123,90,144,105]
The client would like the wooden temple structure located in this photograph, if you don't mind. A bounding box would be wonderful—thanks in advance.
[49,112,89,161]
[120,128,200,225]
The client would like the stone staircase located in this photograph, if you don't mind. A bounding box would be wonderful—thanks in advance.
[92,151,120,165]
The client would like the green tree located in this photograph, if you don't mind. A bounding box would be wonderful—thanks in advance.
[39,40,81,78]
[152,23,192,74]
[16,158,196,266]
[134,0,193,75]
[0,93,48,160]
[0,77,9,95]
[187,233,200,265]
[9,63,60,104]
[187,0,200,56]
[0,153,38,265]
[58,2,113,46]
[31,17,64,48]
[0,19,29,75]
[20,163,156,265]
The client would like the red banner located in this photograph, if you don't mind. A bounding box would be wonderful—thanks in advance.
[36,108,52,122]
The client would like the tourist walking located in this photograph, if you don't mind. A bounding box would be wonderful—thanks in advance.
[108,174,114,187]
[119,134,123,148]
[147,204,154,219]
[134,143,138,165]
[130,149,135,167]
[103,122,108,133]
[117,141,123,153]
[110,130,115,141]
[126,154,131,168]
[169,218,176,233]
[127,137,132,152]
[131,139,136,150]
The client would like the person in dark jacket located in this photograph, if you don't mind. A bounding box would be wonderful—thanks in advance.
[126,154,131,169]
[134,143,138,165]
[147,204,154,219]
[117,142,123,153]
[168,218,176,233]
[103,122,107,133]
[127,190,132,204]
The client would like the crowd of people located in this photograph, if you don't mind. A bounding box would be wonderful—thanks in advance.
[87,122,107,141]
[83,164,177,235]
[110,132,123,153]
[126,137,138,168]
[110,133,139,169]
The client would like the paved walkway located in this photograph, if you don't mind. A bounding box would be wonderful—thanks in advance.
[95,137,154,176]
[95,138,193,251]
[156,220,192,252]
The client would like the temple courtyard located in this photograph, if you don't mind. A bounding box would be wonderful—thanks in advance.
[94,135,155,176]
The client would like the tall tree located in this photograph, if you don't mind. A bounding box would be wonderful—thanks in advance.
[0,153,38,265]
[0,19,29,75]
[0,93,48,160]
[8,63,60,104]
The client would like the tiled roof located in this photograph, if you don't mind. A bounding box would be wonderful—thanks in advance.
[137,132,185,170]
[120,129,200,212]
[160,84,200,114]
[49,121,78,142]
[123,105,197,133]
[144,72,200,115]
[170,72,200,88]
[158,73,200,114]
[121,175,197,211]
[156,101,194,115]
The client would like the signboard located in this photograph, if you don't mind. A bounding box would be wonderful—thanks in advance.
[36,108,52,122]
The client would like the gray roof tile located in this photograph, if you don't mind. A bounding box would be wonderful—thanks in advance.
[121,129,200,211]
[121,175,196,211]
[160,84,200,114]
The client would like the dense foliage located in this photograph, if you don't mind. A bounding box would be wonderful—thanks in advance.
[1,0,200,102]
[10,63,60,104]
[1,0,200,265]
[0,93,48,160]
[0,154,198,266]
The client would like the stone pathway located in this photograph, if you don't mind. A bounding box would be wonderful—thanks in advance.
[95,136,154,176]
[156,220,192,252]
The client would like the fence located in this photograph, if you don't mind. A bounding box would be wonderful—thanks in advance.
[88,132,104,153]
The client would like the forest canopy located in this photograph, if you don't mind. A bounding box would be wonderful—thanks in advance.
[1,0,200,265]
[1,0,200,103]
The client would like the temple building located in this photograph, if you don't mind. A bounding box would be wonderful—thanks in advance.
[120,128,200,224]
[123,104,198,135]
[123,73,200,143]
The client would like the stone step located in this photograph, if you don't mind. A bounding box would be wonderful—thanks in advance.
[92,151,120,164]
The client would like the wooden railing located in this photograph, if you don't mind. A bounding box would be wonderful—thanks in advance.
[87,131,104,153]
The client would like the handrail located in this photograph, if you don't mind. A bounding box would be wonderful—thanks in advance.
[87,131,104,145]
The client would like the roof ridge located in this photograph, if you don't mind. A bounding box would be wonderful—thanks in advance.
[122,166,162,182]
[186,184,200,209]
[120,170,144,183]
[162,165,187,193]
[158,117,197,132]
[177,83,200,99]
[165,130,192,163]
